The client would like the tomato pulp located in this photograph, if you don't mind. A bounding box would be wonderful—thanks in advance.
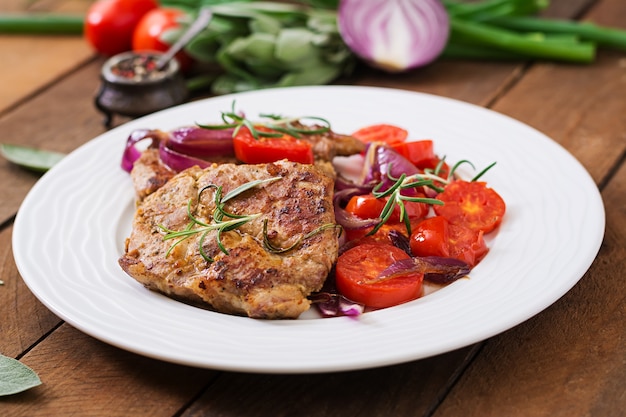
[335,243,424,308]
[351,124,408,147]
[434,180,506,233]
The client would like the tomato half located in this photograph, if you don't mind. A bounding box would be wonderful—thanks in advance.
[409,216,450,258]
[345,194,429,223]
[448,223,489,267]
[434,180,506,233]
[392,140,435,168]
[335,243,423,308]
[409,215,488,267]
[85,0,158,56]
[233,126,314,164]
[132,8,193,71]
[351,124,408,147]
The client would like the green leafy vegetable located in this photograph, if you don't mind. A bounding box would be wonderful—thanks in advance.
[1,144,65,173]
[161,1,355,94]
[0,354,41,396]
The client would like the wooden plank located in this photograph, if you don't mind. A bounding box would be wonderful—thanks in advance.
[0,1,94,114]
[0,225,61,358]
[182,348,477,417]
[2,324,219,416]
[0,59,108,224]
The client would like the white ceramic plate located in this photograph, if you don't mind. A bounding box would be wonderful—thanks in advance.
[13,86,604,373]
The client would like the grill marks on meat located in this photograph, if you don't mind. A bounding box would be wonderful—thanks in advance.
[119,160,339,319]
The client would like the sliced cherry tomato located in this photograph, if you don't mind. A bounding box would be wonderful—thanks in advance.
[85,0,158,56]
[335,243,423,308]
[392,140,435,168]
[409,216,450,258]
[351,124,408,147]
[233,126,314,164]
[448,224,489,267]
[345,194,429,223]
[344,194,429,242]
[344,194,387,220]
[132,8,193,72]
[434,180,506,233]
[409,215,488,267]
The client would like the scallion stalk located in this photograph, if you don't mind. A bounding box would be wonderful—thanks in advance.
[0,14,83,34]
[450,17,596,63]
[486,16,626,51]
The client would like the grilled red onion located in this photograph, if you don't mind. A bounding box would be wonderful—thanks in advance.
[378,256,470,285]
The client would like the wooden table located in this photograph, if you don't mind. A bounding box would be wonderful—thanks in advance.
[1,0,625,415]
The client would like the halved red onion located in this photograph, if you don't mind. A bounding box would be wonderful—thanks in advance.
[338,0,450,72]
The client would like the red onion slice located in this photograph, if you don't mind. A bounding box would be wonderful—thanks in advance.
[377,256,470,285]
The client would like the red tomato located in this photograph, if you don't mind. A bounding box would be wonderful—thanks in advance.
[448,223,489,267]
[409,216,450,258]
[233,126,314,164]
[132,8,193,71]
[335,243,423,308]
[409,215,488,267]
[345,194,387,220]
[434,181,506,233]
[345,194,429,223]
[85,0,158,56]
[344,194,429,242]
[392,140,435,168]
[351,124,408,147]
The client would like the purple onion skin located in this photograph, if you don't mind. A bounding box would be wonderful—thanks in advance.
[121,129,164,172]
[168,126,235,158]
[378,256,470,285]
[361,143,421,196]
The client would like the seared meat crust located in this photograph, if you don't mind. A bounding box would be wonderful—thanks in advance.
[119,160,339,319]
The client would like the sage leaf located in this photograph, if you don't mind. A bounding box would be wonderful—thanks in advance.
[1,143,65,173]
[0,354,42,396]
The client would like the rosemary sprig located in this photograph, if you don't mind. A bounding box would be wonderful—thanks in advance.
[159,176,280,262]
[367,158,497,236]
[197,101,331,139]
[369,173,444,237]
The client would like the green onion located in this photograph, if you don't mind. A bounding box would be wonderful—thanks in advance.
[486,16,626,51]
[0,14,83,34]
[449,17,596,63]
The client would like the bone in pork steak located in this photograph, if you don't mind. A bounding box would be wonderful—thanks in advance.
[119,160,339,319]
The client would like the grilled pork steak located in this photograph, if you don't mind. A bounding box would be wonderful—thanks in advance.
[119,160,339,319]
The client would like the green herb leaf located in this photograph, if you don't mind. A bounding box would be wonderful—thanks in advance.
[1,143,65,173]
[0,354,41,396]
